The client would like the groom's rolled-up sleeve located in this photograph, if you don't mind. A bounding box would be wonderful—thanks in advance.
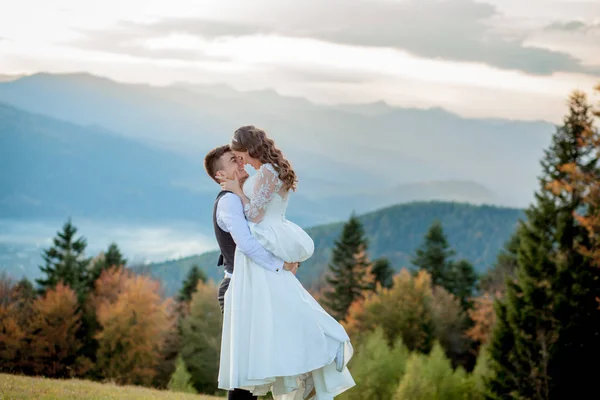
[217,193,284,273]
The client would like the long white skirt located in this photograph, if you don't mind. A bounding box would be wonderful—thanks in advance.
[218,219,356,399]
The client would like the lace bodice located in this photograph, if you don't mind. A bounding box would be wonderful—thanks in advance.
[242,163,289,223]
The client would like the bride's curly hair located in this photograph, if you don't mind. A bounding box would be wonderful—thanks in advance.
[231,125,298,191]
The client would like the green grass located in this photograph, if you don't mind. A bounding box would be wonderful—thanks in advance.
[0,373,222,400]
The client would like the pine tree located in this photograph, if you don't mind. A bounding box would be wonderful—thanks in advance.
[323,214,373,321]
[487,91,600,399]
[177,265,208,304]
[412,220,477,311]
[88,242,127,287]
[478,232,521,295]
[411,220,455,287]
[553,83,600,268]
[36,219,91,300]
[371,257,394,289]
[446,259,478,311]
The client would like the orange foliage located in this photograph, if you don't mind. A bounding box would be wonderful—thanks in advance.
[550,89,600,268]
[342,269,435,352]
[0,300,25,372]
[94,267,171,386]
[466,292,498,346]
[27,282,83,378]
[0,276,37,373]
[341,289,376,340]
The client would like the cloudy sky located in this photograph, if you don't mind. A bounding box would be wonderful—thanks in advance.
[1,0,599,122]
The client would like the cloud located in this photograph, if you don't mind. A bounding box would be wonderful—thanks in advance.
[544,20,600,33]
[71,20,239,61]
[526,20,600,68]
[70,0,600,76]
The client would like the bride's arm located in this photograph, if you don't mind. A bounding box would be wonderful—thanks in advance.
[241,165,281,224]
[221,164,280,223]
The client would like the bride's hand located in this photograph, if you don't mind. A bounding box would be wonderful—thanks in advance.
[217,171,243,194]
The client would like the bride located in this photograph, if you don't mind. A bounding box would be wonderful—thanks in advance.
[217,125,355,400]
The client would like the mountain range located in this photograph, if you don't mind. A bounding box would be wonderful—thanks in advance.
[0,72,552,284]
[0,72,555,208]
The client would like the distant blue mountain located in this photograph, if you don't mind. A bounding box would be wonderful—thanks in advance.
[0,102,206,223]
[0,72,554,206]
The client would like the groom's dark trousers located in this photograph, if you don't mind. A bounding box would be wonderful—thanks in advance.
[214,191,258,400]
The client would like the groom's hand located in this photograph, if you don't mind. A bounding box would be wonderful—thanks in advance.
[283,262,299,275]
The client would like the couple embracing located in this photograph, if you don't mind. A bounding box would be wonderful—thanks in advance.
[203,125,356,400]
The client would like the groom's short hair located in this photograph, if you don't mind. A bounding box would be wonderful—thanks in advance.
[204,145,231,183]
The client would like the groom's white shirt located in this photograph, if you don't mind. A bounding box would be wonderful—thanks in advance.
[216,192,284,278]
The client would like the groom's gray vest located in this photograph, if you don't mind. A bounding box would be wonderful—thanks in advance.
[213,191,236,275]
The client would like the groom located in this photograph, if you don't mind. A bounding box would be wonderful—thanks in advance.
[204,145,299,400]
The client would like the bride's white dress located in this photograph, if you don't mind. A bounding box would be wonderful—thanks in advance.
[218,163,355,399]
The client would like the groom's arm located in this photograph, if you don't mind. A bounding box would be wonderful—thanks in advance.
[217,193,284,273]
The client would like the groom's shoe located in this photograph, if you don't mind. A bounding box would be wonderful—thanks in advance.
[303,375,316,400]
[335,342,345,372]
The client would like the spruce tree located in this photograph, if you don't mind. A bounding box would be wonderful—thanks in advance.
[412,220,476,310]
[88,242,127,288]
[371,257,394,289]
[36,219,91,300]
[323,214,372,321]
[177,265,208,304]
[446,259,478,311]
[486,91,600,399]
[479,232,521,294]
[411,220,455,287]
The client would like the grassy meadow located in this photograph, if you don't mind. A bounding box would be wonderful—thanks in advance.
[0,374,222,400]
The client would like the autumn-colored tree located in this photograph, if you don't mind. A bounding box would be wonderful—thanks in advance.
[0,275,27,373]
[465,293,496,347]
[94,267,171,386]
[82,264,129,375]
[0,301,25,373]
[27,282,86,378]
[343,269,434,353]
[180,280,223,395]
[550,84,600,268]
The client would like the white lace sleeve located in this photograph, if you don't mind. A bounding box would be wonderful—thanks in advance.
[244,164,282,223]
